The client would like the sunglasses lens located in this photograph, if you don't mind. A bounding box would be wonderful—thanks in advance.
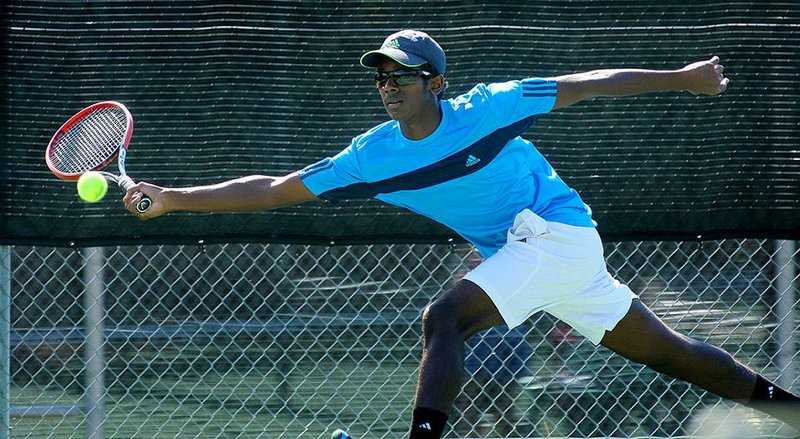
[374,70,426,87]
[394,74,418,85]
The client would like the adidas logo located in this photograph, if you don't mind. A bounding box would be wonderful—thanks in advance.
[465,155,481,167]
[385,39,401,48]
[417,422,432,431]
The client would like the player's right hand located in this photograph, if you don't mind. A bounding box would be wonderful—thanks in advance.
[124,182,167,220]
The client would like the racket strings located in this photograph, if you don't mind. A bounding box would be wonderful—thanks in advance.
[50,107,128,174]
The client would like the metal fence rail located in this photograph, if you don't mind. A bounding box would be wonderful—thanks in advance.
[5,240,799,438]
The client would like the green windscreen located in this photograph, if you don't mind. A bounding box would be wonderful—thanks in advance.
[2,1,798,246]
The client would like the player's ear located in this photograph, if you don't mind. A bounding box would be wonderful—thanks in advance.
[429,75,447,97]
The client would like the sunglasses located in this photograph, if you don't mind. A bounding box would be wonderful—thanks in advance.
[374,69,434,87]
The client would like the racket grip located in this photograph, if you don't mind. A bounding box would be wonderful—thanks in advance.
[118,176,152,213]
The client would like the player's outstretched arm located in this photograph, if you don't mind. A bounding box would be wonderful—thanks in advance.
[551,56,729,109]
[123,172,318,220]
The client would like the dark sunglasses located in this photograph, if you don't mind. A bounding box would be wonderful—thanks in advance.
[374,69,434,87]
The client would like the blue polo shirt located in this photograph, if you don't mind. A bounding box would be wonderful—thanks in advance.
[299,78,595,258]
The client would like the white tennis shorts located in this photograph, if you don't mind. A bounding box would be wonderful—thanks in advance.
[464,209,638,345]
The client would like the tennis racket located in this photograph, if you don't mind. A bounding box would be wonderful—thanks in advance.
[46,101,152,213]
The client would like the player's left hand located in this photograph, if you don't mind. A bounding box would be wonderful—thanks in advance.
[681,56,729,96]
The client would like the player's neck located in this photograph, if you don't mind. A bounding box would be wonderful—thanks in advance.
[399,103,442,141]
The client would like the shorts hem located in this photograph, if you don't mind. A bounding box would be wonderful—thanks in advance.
[600,292,639,342]
[578,289,639,346]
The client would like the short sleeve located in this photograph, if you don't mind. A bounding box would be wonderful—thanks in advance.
[486,78,557,122]
[298,141,364,201]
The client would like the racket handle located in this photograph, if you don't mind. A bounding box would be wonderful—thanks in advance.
[118,176,152,213]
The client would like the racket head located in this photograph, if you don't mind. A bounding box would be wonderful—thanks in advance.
[46,101,134,181]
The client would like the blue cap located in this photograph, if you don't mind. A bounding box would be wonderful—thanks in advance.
[360,30,446,76]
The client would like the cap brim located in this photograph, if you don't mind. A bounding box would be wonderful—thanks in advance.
[359,48,427,69]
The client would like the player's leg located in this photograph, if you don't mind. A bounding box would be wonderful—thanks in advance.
[332,229,543,439]
[601,299,754,400]
[600,299,800,429]
[412,278,505,439]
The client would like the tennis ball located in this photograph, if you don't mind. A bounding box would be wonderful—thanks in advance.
[77,172,108,203]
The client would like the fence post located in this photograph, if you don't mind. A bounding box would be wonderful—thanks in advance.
[0,246,10,439]
[775,240,797,389]
[84,247,106,439]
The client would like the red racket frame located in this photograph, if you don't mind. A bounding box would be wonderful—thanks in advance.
[45,101,134,180]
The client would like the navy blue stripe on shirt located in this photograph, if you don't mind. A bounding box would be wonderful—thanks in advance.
[522,84,552,90]
[522,80,557,97]
[318,115,539,202]
[300,157,334,177]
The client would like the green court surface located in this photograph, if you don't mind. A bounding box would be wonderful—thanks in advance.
[11,358,795,439]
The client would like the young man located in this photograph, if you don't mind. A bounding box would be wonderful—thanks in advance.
[124,30,799,439]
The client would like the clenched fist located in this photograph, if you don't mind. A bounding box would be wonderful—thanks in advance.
[681,56,729,95]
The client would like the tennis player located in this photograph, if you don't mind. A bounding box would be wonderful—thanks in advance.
[124,30,799,439]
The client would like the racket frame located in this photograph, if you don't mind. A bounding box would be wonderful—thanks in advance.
[46,101,151,212]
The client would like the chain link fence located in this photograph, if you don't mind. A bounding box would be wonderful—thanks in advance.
[5,239,799,438]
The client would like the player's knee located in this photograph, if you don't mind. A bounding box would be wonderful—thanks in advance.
[422,282,503,344]
[638,337,737,378]
[421,298,460,342]
[682,340,740,376]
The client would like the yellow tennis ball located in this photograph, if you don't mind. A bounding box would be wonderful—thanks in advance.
[77,172,108,203]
